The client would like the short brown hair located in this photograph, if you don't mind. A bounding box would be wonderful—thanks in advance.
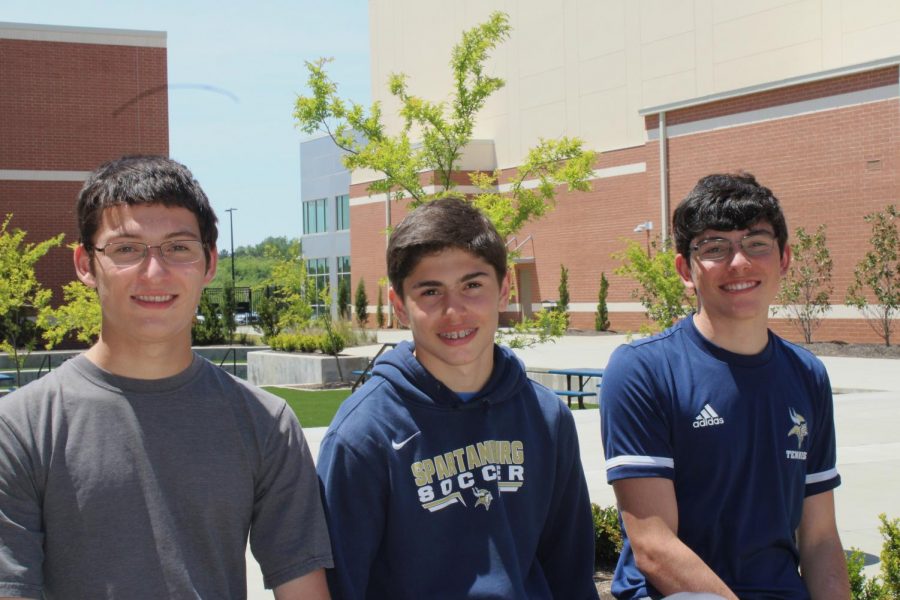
[77,155,218,264]
[387,196,507,298]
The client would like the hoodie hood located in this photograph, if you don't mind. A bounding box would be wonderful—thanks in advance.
[371,340,528,409]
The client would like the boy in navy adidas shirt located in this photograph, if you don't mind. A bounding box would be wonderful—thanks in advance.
[601,173,849,599]
[317,197,598,599]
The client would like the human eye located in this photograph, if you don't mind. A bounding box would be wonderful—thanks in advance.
[698,240,728,260]
[745,235,774,253]
[110,242,142,255]
[165,241,194,254]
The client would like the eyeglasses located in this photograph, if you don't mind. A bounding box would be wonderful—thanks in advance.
[690,231,776,262]
[93,240,205,267]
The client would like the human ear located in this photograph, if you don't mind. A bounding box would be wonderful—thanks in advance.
[388,286,409,326]
[498,272,511,310]
[204,244,218,284]
[74,245,97,288]
[675,253,695,290]
[779,243,792,276]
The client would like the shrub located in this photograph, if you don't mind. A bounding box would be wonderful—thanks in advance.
[267,330,348,355]
[592,503,623,570]
[595,272,610,331]
[847,513,900,599]
[192,293,227,345]
[338,278,351,321]
[558,264,570,326]
[376,286,386,329]
[355,278,369,326]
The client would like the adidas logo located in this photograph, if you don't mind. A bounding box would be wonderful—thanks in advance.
[693,404,725,428]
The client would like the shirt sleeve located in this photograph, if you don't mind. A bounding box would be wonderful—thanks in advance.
[536,400,601,599]
[0,410,45,599]
[316,428,388,600]
[601,344,675,483]
[249,404,333,589]
[804,368,841,497]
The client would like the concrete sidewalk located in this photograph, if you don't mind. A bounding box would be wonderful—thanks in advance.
[246,331,900,596]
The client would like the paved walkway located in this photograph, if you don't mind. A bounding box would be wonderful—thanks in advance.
[246,331,900,596]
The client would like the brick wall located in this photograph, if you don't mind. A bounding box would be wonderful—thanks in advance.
[349,65,898,342]
[0,34,169,302]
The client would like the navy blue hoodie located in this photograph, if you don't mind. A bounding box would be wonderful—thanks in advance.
[317,341,598,599]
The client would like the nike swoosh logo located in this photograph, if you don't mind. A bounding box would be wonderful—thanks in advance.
[391,431,421,450]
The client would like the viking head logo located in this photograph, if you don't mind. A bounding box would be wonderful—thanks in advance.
[787,407,808,450]
[473,487,493,511]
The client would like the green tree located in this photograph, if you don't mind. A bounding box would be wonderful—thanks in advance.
[557,264,570,326]
[376,285,386,329]
[354,278,369,326]
[0,215,65,385]
[294,11,595,342]
[295,12,593,226]
[262,240,314,334]
[38,280,101,347]
[192,292,227,345]
[595,272,611,332]
[774,225,833,343]
[846,205,898,346]
[615,239,694,334]
[222,279,237,344]
[338,277,351,321]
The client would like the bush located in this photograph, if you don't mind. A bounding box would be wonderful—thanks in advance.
[847,513,900,599]
[267,330,348,354]
[376,286,386,329]
[592,503,623,570]
[355,278,369,326]
[595,272,610,332]
[192,293,227,345]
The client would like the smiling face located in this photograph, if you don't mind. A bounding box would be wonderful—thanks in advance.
[75,203,216,363]
[676,220,790,335]
[390,247,509,393]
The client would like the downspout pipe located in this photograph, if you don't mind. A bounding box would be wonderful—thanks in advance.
[659,111,670,247]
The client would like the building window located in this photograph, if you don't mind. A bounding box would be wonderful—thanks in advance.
[307,257,329,317]
[303,198,327,234]
[337,255,351,297]
[336,194,350,230]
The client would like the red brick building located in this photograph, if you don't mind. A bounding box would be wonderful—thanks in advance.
[0,22,168,299]
[349,58,900,343]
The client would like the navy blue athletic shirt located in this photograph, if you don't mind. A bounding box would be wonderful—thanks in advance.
[601,315,840,599]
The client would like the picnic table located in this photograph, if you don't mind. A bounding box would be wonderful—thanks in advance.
[547,367,604,409]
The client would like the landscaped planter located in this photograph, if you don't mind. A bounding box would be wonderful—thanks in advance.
[247,350,369,386]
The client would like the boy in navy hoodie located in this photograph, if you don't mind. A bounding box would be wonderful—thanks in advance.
[317,196,598,599]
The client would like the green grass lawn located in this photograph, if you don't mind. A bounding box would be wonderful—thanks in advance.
[266,386,597,429]
[264,386,352,428]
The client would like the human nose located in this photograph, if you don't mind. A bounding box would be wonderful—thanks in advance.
[442,290,466,317]
[727,241,753,268]
[138,245,170,272]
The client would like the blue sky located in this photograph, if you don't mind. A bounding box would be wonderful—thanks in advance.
[4,0,371,249]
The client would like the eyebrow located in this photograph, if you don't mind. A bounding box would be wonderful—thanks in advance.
[697,227,774,241]
[105,229,202,242]
[408,270,491,290]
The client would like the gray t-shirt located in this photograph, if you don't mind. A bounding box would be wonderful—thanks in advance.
[0,354,332,599]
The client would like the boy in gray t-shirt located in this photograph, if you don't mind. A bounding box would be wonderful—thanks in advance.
[0,156,332,599]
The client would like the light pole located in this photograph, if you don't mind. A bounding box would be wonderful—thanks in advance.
[225,208,237,282]
[633,220,653,256]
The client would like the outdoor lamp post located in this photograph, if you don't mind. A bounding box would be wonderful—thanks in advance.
[225,208,237,282]
[633,220,653,256]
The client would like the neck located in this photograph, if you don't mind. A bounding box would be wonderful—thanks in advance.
[692,311,769,355]
[416,353,493,394]
[84,337,195,379]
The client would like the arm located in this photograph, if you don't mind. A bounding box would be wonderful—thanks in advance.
[273,569,330,600]
[316,430,387,599]
[798,491,849,599]
[536,404,600,599]
[613,477,738,599]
